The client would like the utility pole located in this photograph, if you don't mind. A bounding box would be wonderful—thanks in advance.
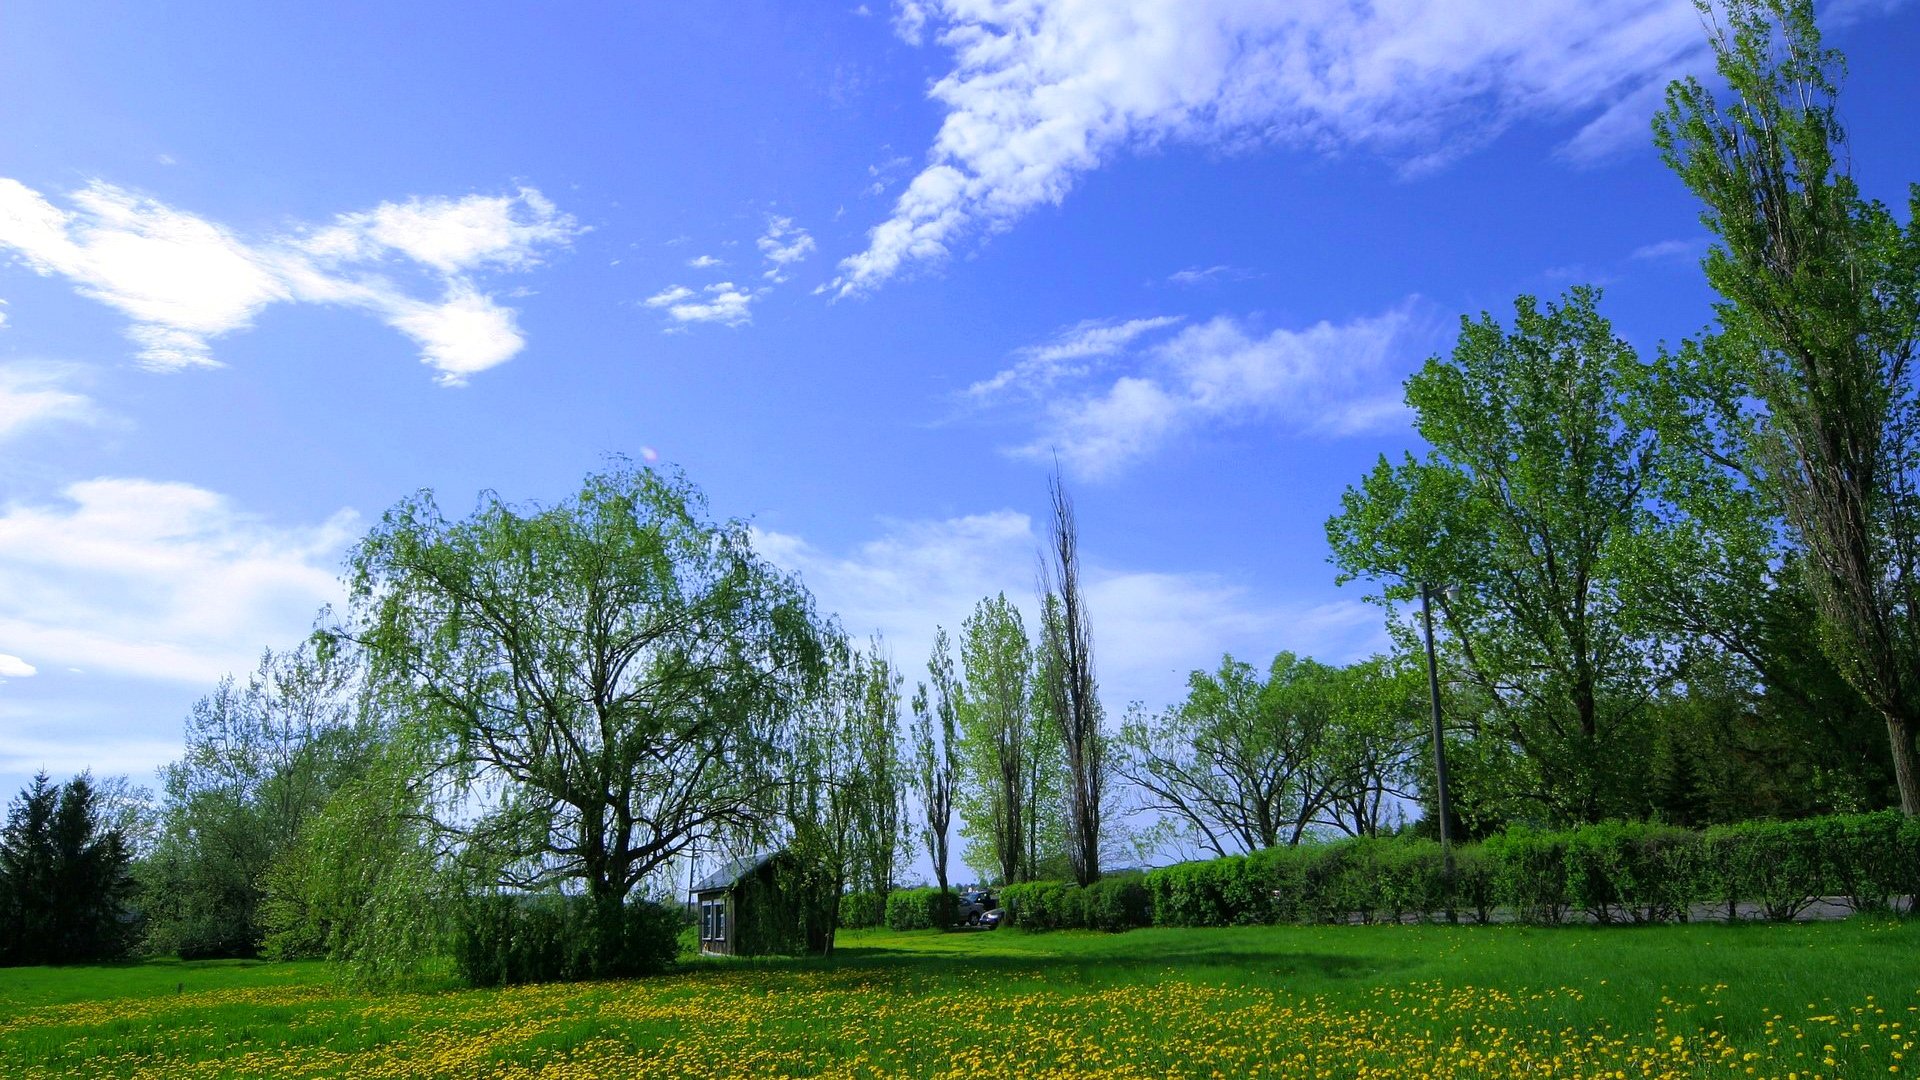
[1420,583,1456,890]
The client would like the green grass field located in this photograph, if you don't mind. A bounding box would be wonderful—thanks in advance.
[3,918,1916,1078]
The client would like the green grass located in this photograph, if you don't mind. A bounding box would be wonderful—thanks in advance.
[3,918,1916,1077]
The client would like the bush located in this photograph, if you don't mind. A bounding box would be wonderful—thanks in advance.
[451,893,682,987]
[884,887,959,930]
[1564,822,1705,923]
[839,891,885,930]
[1485,828,1571,924]
[1083,874,1152,932]
[1001,876,1152,932]
[1000,881,1070,929]
[1701,819,1823,921]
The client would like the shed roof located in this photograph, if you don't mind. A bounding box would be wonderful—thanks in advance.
[690,850,779,895]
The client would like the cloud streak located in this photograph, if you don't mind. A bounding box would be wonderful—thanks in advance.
[754,509,1382,712]
[0,180,581,383]
[991,300,1432,479]
[0,362,98,441]
[833,0,1722,295]
[0,478,353,685]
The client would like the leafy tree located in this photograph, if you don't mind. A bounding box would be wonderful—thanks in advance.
[143,639,368,958]
[256,732,444,983]
[955,593,1034,885]
[1316,656,1426,838]
[849,640,906,900]
[909,627,960,896]
[1117,652,1336,857]
[348,462,829,967]
[1654,0,1920,814]
[1036,471,1108,885]
[0,772,136,965]
[783,639,902,955]
[1327,288,1670,824]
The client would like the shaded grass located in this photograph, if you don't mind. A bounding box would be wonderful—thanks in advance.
[3,917,1916,1077]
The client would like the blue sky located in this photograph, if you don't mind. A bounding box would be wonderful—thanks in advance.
[2,0,1918,818]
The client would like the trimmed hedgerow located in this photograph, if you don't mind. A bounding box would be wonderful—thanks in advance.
[884,887,960,930]
[998,875,1152,932]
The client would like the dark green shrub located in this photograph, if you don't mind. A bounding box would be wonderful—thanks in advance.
[1811,811,1919,912]
[884,887,959,930]
[1702,819,1823,920]
[1564,822,1705,923]
[1083,874,1152,931]
[452,893,681,987]
[839,891,885,930]
[1448,844,1496,924]
[1486,828,1571,924]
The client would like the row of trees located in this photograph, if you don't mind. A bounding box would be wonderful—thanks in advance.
[1327,0,1920,829]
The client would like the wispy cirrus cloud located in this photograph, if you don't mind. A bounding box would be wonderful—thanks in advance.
[0,362,98,441]
[642,215,816,328]
[985,299,1434,479]
[753,508,1382,712]
[0,477,353,685]
[0,180,581,383]
[967,315,1183,399]
[830,0,1751,296]
[757,216,816,283]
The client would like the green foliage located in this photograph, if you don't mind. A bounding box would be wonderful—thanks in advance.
[144,642,368,960]
[450,894,681,987]
[255,738,443,984]
[0,772,137,965]
[1562,822,1706,924]
[883,887,958,931]
[1327,287,1672,826]
[1000,875,1150,932]
[347,462,829,974]
[1654,0,1920,814]
[838,892,885,930]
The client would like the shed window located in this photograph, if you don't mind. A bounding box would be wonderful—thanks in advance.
[700,898,728,943]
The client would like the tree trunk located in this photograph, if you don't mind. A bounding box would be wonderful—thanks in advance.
[1885,709,1920,817]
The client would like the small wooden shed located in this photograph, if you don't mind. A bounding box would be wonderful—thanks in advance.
[691,851,812,957]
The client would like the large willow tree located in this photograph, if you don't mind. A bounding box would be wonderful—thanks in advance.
[349,462,829,942]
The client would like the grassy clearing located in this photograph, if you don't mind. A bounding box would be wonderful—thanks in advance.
[2,918,1915,1077]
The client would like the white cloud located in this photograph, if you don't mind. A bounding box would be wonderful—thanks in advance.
[0,478,353,684]
[833,0,1724,295]
[645,281,757,326]
[0,179,579,382]
[757,216,817,283]
[1011,300,1429,478]
[382,286,525,384]
[968,314,1182,398]
[0,362,97,440]
[1167,265,1251,287]
[754,509,1382,712]
[0,653,34,678]
[306,188,577,274]
[687,254,726,269]
[1630,237,1703,261]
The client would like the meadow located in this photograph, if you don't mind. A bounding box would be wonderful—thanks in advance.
[2,918,1916,1079]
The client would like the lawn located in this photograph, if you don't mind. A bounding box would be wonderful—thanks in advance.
[2,918,1916,1078]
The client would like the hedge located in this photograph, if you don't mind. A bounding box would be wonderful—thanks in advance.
[999,875,1151,932]
[884,887,960,930]
[451,894,681,987]
[839,892,886,930]
[1129,811,1920,932]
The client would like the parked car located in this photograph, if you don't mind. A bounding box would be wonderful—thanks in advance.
[957,889,998,926]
